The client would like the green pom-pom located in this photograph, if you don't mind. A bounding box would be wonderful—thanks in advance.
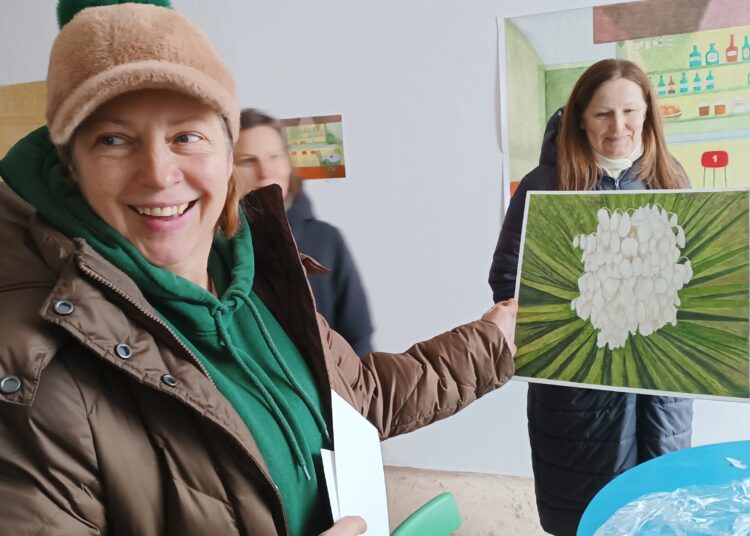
[57,0,173,29]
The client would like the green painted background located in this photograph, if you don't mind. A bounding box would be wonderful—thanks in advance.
[544,65,588,122]
[505,20,750,189]
[504,20,545,183]
[515,191,750,398]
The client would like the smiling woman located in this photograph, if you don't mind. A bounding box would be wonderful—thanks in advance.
[490,59,692,536]
[72,90,233,286]
[556,59,686,193]
[581,77,647,160]
[0,1,518,535]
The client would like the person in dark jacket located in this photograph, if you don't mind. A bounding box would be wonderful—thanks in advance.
[490,59,694,535]
[234,109,375,355]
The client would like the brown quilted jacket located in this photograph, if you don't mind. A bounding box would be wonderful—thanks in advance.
[0,183,514,535]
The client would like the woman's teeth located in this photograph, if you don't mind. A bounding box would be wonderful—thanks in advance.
[135,203,189,217]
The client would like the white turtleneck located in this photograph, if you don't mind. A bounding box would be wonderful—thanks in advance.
[594,143,644,180]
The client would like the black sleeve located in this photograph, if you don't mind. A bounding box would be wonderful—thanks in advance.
[489,167,554,303]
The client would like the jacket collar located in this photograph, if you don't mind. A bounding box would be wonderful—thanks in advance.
[242,185,332,410]
[285,190,315,228]
[596,158,647,190]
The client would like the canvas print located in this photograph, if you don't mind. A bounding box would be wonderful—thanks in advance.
[281,114,346,179]
[499,0,750,207]
[514,190,750,401]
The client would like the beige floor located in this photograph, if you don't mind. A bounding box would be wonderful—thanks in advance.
[385,466,548,535]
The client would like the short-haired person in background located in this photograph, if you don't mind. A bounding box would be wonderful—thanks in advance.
[489,59,693,535]
[234,109,374,355]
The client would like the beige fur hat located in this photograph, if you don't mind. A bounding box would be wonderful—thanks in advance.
[46,2,239,145]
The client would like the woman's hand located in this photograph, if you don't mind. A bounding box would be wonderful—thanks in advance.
[481,299,518,355]
[319,516,367,536]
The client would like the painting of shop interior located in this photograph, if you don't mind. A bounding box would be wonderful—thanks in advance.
[500,0,750,200]
[281,114,346,179]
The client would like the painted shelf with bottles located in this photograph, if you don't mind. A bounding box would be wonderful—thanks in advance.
[655,84,749,99]
[653,65,750,100]
[650,35,750,140]
[650,58,750,77]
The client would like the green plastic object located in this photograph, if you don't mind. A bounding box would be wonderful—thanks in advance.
[391,492,461,536]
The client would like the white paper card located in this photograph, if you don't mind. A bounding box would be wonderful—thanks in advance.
[321,449,340,519]
[326,390,389,535]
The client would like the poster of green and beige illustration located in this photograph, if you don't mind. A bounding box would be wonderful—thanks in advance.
[281,115,346,179]
[500,0,750,202]
[515,190,750,401]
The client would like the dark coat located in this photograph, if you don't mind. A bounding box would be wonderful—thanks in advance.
[489,110,693,535]
[287,190,374,355]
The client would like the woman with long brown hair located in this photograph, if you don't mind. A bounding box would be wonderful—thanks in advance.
[490,59,692,535]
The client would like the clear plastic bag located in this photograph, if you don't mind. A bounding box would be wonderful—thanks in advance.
[595,477,750,536]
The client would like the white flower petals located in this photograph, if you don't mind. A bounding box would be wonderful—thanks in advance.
[618,212,632,237]
[571,204,692,349]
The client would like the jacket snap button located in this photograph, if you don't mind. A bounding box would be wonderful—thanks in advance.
[161,374,178,387]
[114,343,133,359]
[53,300,75,316]
[0,375,22,394]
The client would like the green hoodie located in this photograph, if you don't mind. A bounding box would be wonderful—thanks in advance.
[0,127,332,535]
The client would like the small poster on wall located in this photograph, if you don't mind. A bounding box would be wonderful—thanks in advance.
[499,0,750,207]
[514,189,750,402]
[0,81,46,159]
[281,114,346,179]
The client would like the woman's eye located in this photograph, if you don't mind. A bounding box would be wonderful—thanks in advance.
[175,133,202,143]
[98,134,126,146]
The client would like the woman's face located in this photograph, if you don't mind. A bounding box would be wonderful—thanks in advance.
[582,77,647,159]
[233,125,292,198]
[73,90,232,281]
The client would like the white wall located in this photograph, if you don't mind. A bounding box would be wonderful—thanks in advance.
[512,7,618,67]
[3,0,750,479]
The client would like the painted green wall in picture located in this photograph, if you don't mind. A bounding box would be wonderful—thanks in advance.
[544,66,588,121]
[505,20,545,182]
